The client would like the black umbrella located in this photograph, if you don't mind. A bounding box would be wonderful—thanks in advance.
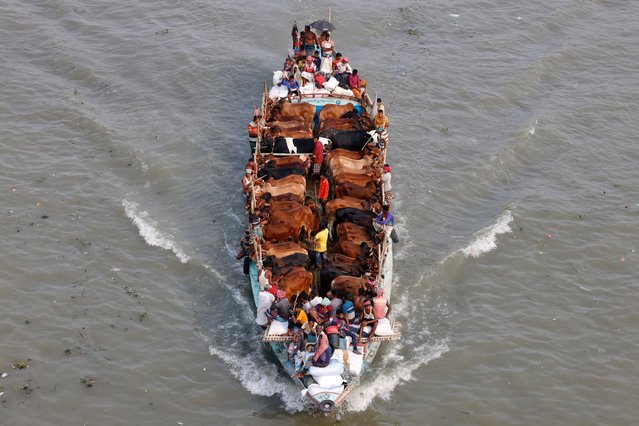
[309,20,335,33]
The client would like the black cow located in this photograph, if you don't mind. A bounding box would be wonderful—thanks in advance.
[258,165,306,180]
[334,208,376,228]
[264,253,310,276]
[318,129,373,151]
[272,137,315,154]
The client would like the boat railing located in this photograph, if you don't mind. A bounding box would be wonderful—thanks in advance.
[261,319,401,343]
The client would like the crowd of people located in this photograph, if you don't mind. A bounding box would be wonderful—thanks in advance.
[255,273,392,368]
[277,24,369,104]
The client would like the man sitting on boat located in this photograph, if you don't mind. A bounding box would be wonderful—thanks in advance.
[282,74,300,102]
[312,325,332,368]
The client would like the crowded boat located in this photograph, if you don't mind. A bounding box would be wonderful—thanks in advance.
[238,19,400,413]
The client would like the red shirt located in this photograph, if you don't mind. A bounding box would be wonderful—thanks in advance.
[312,141,324,164]
[318,177,329,201]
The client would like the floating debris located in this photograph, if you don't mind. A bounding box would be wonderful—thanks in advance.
[138,312,148,322]
[64,349,72,356]
[79,376,96,387]
[1,372,7,378]
[12,360,29,370]
[14,384,34,395]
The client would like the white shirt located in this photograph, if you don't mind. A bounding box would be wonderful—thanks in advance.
[382,172,392,192]
[256,291,275,326]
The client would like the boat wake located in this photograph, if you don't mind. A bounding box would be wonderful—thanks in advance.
[122,199,191,263]
[443,209,514,262]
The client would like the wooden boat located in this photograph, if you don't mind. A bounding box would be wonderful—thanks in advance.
[241,21,399,413]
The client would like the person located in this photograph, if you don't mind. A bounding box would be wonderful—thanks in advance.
[314,225,329,269]
[248,115,259,150]
[258,265,272,290]
[293,304,309,330]
[381,164,393,204]
[336,311,361,354]
[358,300,378,340]
[327,290,342,316]
[301,56,316,84]
[272,289,291,323]
[348,69,366,99]
[283,55,296,77]
[341,293,355,321]
[303,25,318,55]
[374,108,390,130]
[332,52,343,73]
[324,317,340,350]
[318,174,329,208]
[294,47,307,68]
[319,31,335,57]
[373,204,395,240]
[374,98,384,115]
[256,284,275,329]
[310,297,332,324]
[363,272,378,297]
[303,229,318,268]
[312,50,321,70]
[311,138,324,177]
[337,57,352,75]
[236,230,251,260]
[282,74,300,102]
[372,288,392,320]
[312,325,332,367]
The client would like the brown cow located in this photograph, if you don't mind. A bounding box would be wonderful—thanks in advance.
[262,222,303,242]
[272,266,313,300]
[319,103,354,124]
[333,169,380,184]
[267,174,306,186]
[328,153,377,171]
[331,275,365,298]
[319,118,361,133]
[262,242,308,259]
[271,100,315,127]
[335,180,378,200]
[333,240,372,260]
[256,192,304,209]
[336,222,374,244]
[326,196,370,229]
[327,148,364,162]
[261,155,308,169]
[267,205,320,233]
[258,181,306,199]
[268,128,314,139]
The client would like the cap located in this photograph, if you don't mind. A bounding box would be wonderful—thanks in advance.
[321,297,331,306]
[245,168,253,174]
[383,165,391,172]
[342,57,349,63]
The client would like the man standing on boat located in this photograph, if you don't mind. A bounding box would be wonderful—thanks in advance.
[311,138,324,178]
[314,225,329,270]
[373,205,395,240]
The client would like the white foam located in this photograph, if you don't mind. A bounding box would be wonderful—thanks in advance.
[346,339,449,411]
[202,334,306,412]
[122,199,190,263]
[460,210,513,258]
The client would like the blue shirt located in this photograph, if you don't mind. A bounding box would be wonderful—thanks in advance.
[375,211,395,226]
[283,79,299,90]
[341,300,354,316]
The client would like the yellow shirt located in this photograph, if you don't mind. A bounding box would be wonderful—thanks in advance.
[315,228,329,253]
[296,309,308,325]
[374,114,389,128]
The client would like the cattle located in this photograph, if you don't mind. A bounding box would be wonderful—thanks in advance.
[319,103,355,124]
[327,148,365,162]
[266,174,306,187]
[262,222,303,242]
[331,275,366,298]
[319,264,363,295]
[325,197,370,229]
[258,164,306,180]
[258,181,306,199]
[272,266,313,300]
[327,150,378,171]
[319,129,376,151]
[268,128,314,140]
[334,180,378,200]
[263,253,310,275]
[334,208,378,229]
[256,192,304,209]
[319,118,361,133]
[333,170,381,186]
[333,240,371,260]
[266,118,308,130]
[262,155,308,169]
[262,242,308,259]
[336,222,376,244]
[271,100,315,127]
[267,205,320,233]
[272,137,315,154]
